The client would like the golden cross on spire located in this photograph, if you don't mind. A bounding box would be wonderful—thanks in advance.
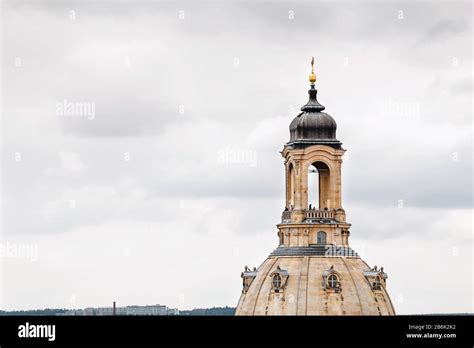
[309,57,316,84]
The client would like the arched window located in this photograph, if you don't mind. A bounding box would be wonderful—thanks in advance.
[373,276,382,290]
[328,274,339,289]
[272,274,282,288]
[308,161,330,210]
[317,231,327,244]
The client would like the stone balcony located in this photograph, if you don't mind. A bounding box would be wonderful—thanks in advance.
[281,209,336,223]
[305,209,335,219]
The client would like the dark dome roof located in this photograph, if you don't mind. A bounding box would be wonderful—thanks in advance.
[288,86,342,149]
[290,112,337,140]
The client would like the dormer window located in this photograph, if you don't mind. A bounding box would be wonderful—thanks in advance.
[322,265,342,293]
[241,266,258,294]
[363,266,388,292]
[269,266,289,293]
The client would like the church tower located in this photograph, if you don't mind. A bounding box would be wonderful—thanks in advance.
[236,59,395,315]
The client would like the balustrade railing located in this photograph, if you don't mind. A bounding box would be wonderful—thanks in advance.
[305,209,335,219]
[281,209,335,222]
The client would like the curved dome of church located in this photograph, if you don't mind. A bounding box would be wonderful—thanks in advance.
[236,58,395,316]
[236,252,395,316]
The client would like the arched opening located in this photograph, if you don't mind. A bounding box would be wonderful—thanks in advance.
[308,161,330,210]
[308,164,319,210]
[317,231,327,244]
[373,276,382,290]
[288,162,295,209]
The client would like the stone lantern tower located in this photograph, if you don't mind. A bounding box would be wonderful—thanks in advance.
[235,58,395,315]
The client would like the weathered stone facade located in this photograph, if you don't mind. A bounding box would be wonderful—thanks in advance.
[235,60,395,315]
[237,256,394,315]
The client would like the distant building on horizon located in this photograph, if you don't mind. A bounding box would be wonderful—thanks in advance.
[64,304,179,316]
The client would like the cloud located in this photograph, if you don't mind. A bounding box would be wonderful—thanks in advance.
[44,151,87,176]
[450,77,472,97]
[415,19,468,46]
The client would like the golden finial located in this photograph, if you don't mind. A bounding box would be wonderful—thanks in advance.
[309,57,316,84]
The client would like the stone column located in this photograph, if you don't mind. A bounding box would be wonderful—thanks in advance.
[292,161,305,223]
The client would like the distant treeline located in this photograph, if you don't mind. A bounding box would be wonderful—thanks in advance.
[0,308,68,316]
[174,306,236,316]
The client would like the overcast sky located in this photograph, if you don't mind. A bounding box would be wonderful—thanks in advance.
[1,1,472,314]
